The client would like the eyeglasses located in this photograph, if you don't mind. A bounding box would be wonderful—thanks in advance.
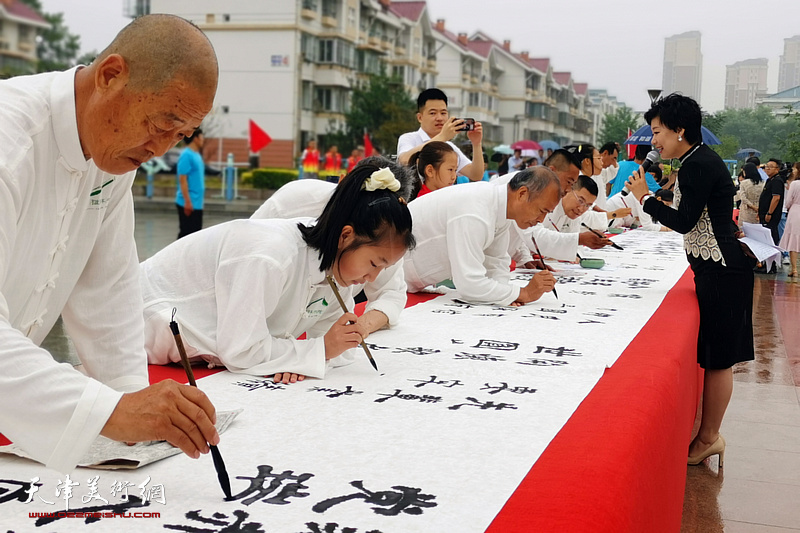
[572,190,593,209]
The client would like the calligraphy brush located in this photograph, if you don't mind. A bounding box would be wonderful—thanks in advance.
[528,235,558,300]
[326,275,379,371]
[581,222,624,250]
[169,308,233,501]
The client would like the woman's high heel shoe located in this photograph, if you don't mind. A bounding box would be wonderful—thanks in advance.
[688,435,726,467]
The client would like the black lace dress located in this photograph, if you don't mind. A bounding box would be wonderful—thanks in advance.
[643,144,754,369]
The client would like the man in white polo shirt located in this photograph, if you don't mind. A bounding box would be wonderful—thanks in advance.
[397,88,484,182]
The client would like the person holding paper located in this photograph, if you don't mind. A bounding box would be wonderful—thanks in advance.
[627,93,754,468]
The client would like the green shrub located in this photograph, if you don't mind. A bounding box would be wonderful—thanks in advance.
[250,168,299,189]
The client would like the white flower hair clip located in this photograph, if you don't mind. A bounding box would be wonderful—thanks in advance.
[363,167,400,192]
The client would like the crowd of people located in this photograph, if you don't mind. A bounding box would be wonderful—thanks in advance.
[0,14,779,481]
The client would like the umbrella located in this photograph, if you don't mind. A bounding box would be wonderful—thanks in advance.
[735,148,761,159]
[538,140,560,152]
[624,124,721,146]
[493,144,514,155]
[511,139,543,151]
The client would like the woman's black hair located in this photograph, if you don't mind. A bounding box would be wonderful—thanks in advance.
[741,162,761,185]
[562,143,596,169]
[299,158,416,272]
[643,93,702,146]
[408,141,457,191]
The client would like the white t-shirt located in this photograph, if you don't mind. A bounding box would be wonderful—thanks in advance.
[396,127,471,173]
[0,68,148,472]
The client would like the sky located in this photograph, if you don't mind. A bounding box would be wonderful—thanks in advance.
[39,0,800,113]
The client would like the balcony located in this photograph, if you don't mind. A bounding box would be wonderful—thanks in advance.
[462,72,470,82]
[368,36,380,46]
[321,15,337,27]
[471,76,480,85]
[395,45,406,56]
[301,8,317,20]
[380,39,392,51]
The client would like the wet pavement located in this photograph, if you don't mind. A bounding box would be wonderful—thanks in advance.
[681,271,800,532]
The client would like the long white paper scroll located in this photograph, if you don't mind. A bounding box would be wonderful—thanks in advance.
[0,230,688,533]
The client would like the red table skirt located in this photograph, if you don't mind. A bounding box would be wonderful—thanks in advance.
[487,268,701,532]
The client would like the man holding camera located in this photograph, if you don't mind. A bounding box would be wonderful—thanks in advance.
[397,88,484,182]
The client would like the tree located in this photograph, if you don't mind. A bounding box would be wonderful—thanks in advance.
[326,72,417,155]
[18,0,82,73]
[597,106,640,148]
[704,106,795,161]
[710,134,739,161]
[778,106,800,162]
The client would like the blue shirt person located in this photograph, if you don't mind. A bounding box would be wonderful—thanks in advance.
[175,128,206,238]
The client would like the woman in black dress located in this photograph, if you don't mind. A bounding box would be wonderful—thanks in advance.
[627,94,754,467]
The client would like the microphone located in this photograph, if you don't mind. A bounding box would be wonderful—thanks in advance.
[621,150,660,196]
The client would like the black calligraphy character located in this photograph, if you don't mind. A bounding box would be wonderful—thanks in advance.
[365,343,389,351]
[312,481,437,516]
[233,378,286,392]
[608,293,642,299]
[374,389,442,404]
[431,309,459,315]
[583,311,613,318]
[472,340,519,351]
[534,346,582,358]
[578,319,603,325]
[407,375,464,388]
[517,358,569,367]
[33,496,150,526]
[0,478,39,505]
[580,278,614,287]
[569,290,597,296]
[522,313,559,320]
[480,382,538,395]
[232,465,314,506]
[450,339,464,344]
[309,385,364,398]
[538,308,568,314]
[453,352,506,362]
[391,347,441,356]
[448,397,518,411]
[474,313,505,317]
[164,509,265,533]
[300,522,383,533]
[445,302,473,309]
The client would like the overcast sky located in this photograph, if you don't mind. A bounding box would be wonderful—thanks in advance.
[40,0,800,113]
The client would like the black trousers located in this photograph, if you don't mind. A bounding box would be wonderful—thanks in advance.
[176,204,203,239]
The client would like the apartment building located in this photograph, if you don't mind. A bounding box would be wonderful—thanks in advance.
[0,0,49,76]
[724,58,768,110]
[587,89,623,147]
[778,35,800,93]
[142,0,614,167]
[663,31,702,102]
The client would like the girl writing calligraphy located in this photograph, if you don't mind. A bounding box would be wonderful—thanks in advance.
[140,163,415,383]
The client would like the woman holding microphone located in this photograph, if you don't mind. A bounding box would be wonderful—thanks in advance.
[626,94,754,467]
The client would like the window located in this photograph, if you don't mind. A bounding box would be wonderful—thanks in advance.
[302,0,318,10]
[317,38,354,67]
[356,50,381,75]
[302,81,314,111]
[468,92,480,107]
[392,65,405,82]
[300,33,316,62]
[315,87,349,113]
[322,0,337,18]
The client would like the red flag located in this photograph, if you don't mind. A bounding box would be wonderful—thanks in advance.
[626,128,635,160]
[363,132,373,157]
[249,120,272,153]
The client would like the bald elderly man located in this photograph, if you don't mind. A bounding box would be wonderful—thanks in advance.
[0,14,219,472]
